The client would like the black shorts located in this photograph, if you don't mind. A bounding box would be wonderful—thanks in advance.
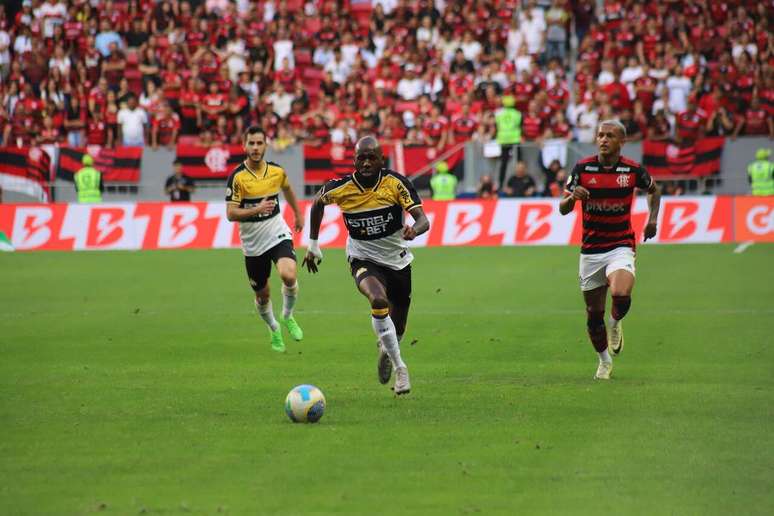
[244,240,296,292]
[349,258,412,307]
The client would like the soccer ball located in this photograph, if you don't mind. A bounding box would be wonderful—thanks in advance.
[285,384,326,423]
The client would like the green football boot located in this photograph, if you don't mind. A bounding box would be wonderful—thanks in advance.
[282,316,304,341]
[270,327,286,353]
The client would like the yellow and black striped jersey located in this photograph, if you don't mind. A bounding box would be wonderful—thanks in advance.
[319,169,422,270]
[226,160,292,256]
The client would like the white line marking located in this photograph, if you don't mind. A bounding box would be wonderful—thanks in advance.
[4,308,774,319]
[733,241,754,254]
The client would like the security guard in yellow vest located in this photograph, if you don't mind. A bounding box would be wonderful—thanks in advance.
[430,161,458,200]
[748,148,774,196]
[495,95,522,191]
[74,154,103,203]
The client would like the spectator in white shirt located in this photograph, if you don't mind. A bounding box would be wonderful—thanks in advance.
[460,31,482,63]
[313,41,334,67]
[373,0,398,15]
[520,7,546,55]
[396,66,425,101]
[267,82,294,119]
[47,45,71,77]
[506,19,524,61]
[0,28,9,79]
[13,26,33,56]
[597,60,615,86]
[416,16,439,46]
[340,33,360,68]
[575,100,600,143]
[330,119,357,145]
[620,56,643,98]
[225,34,248,81]
[665,65,692,114]
[34,0,67,39]
[272,30,294,71]
[324,49,351,84]
[117,95,148,147]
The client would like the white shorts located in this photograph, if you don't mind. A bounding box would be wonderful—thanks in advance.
[579,247,636,291]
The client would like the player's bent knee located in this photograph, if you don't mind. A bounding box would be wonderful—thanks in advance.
[279,272,296,286]
[370,297,389,313]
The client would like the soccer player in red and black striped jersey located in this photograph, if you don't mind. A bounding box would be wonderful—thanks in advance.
[559,120,661,380]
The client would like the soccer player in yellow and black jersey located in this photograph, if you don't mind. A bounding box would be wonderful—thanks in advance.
[302,136,430,395]
[226,126,305,352]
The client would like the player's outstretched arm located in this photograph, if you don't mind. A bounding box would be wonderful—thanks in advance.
[281,183,305,232]
[643,180,661,241]
[302,196,325,274]
[403,206,430,240]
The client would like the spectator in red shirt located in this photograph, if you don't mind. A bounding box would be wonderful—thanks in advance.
[151,102,180,149]
[451,103,479,143]
[86,108,110,147]
[603,72,632,112]
[88,77,110,116]
[179,78,203,135]
[521,101,543,141]
[733,97,774,138]
[201,80,227,124]
[675,98,707,143]
[633,64,657,112]
[37,115,61,145]
[422,104,450,151]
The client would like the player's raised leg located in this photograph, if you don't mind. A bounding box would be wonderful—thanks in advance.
[379,269,411,385]
[277,257,303,341]
[607,269,634,355]
[584,286,613,379]
[358,275,410,394]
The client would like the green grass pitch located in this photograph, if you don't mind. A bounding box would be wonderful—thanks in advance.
[1,244,773,515]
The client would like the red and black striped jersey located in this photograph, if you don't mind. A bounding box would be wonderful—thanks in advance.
[566,155,652,255]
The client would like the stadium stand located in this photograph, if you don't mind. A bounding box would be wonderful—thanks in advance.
[0,1,770,161]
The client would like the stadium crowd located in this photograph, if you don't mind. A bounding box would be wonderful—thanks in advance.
[0,0,771,154]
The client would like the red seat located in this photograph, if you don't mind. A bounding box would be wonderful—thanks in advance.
[302,66,325,82]
[125,50,139,66]
[394,101,419,114]
[295,49,312,67]
[124,68,143,95]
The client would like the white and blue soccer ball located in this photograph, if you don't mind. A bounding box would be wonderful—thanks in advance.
[285,384,326,423]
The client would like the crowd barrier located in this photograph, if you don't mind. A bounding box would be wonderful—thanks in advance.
[1,196,771,252]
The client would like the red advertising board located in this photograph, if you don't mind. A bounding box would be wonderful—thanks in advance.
[0,196,743,252]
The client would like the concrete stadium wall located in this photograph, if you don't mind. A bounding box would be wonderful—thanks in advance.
[462,138,771,196]
[1,138,768,203]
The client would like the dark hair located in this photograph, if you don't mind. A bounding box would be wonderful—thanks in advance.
[243,125,266,141]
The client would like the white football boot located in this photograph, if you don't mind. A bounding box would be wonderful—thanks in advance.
[594,360,613,380]
[609,321,624,355]
[393,366,411,395]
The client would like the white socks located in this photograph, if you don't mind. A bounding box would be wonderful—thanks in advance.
[609,316,621,328]
[282,281,298,319]
[598,349,612,363]
[372,315,406,369]
[256,299,279,332]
